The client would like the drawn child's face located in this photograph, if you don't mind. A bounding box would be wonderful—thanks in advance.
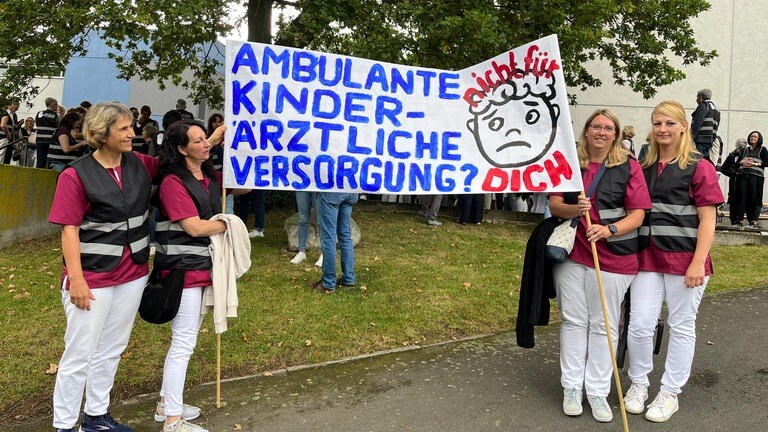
[468,88,559,168]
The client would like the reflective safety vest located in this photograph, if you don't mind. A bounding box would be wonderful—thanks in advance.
[70,152,152,272]
[154,173,222,270]
[48,128,84,166]
[639,158,700,252]
[35,109,58,144]
[593,159,639,255]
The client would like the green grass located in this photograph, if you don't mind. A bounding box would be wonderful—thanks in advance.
[1,207,767,423]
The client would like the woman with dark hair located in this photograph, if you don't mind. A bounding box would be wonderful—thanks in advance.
[549,108,650,423]
[624,101,723,422]
[206,113,233,214]
[152,120,228,432]
[736,131,768,228]
[48,111,88,171]
[49,102,158,432]
[206,113,224,169]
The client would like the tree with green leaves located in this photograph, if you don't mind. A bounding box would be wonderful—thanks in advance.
[0,0,715,108]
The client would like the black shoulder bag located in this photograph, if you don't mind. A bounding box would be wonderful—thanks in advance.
[139,267,186,324]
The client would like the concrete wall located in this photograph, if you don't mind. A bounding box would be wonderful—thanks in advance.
[16,76,65,121]
[0,165,58,249]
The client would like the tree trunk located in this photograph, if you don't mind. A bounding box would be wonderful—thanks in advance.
[247,0,273,43]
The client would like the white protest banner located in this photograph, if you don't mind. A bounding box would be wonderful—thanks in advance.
[224,34,582,194]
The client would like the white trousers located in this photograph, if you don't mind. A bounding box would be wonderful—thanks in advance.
[627,271,706,395]
[554,259,633,397]
[159,287,205,416]
[53,276,147,429]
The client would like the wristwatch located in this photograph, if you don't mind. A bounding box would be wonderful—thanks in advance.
[607,224,618,236]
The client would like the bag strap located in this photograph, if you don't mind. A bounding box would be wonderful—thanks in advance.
[585,161,607,198]
[561,162,607,228]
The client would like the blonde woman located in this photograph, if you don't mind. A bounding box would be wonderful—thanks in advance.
[621,125,636,154]
[624,101,723,422]
[549,109,651,423]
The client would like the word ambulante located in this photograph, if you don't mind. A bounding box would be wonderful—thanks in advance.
[228,43,469,192]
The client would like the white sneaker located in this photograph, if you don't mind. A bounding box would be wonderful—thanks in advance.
[586,395,613,422]
[290,251,306,264]
[314,254,323,267]
[248,229,264,238]
[562,388,583,416]
[645,390,679,423]
[427,219,442,226]
[624,383,648,414]
[162,418,208,432]
[154,402,201,422]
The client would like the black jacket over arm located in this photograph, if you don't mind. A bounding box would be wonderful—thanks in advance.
[516,216,561,348]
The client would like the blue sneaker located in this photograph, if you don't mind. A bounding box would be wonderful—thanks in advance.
[79,413,133,432]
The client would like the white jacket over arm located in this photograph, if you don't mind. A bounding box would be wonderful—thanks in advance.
[204,213,251,333]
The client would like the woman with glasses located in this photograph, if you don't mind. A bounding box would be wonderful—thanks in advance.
[548,109,651,423]
[624,101,723,422]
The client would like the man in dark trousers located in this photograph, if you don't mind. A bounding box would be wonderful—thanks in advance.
[690,88,720,162]
[35,97,60,169]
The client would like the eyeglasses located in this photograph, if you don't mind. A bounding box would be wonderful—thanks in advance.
[589,124,615,133]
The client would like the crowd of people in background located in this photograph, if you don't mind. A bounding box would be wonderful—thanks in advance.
[0,86,764,431]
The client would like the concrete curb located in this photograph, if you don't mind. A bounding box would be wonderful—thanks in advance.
[202,332,496,385]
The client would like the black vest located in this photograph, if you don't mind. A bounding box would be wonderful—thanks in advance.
[70,152,151,272]
[35,109,59,144]
[593,160,638,255]
[154,173,222,270]
[48,127,84,165]
[639,159,700,252]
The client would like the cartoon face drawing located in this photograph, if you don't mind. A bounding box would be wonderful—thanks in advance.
[466,73,560,168]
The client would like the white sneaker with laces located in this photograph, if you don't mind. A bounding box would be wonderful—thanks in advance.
[154,402,201,422]
[290,251,306,264]
[624,383,648,414]
[645,390,679,422]
[562,388,583,416]
[163,418,208,432]
[314,254,323,267]
[586,395,613,422]
[248,229,264,238]
[427,219,442,226]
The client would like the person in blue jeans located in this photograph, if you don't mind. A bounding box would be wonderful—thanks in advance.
[291,191,324,266]
[312,192,358,293]
[237,190,265,238]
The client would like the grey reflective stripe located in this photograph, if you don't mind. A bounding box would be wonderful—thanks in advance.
[127,212,148,229]
[651,226,698,238]
[639,226,650,235]
[80,220,128,232]
[598,208,626,220]
[130,236,149,252]
[36,126,56,133]
[80,242,123,256]
[164,244,210,257]
[652,203,697,216]
[607,230,637,242]
[743,166,764,177]
[156,220,186,231]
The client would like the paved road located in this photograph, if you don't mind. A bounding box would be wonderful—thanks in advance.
[6,288,768,432]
